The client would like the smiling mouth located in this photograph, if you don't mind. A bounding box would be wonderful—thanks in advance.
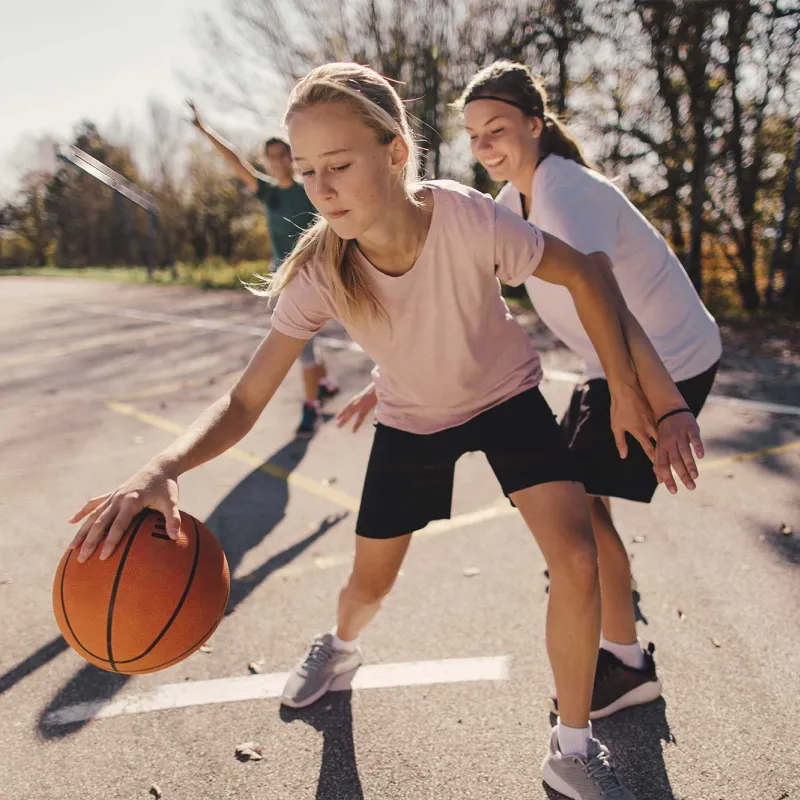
[483,156,506,169]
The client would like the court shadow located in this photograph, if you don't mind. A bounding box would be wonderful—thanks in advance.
[38,436,348,739]
[0,636,70,697]
[279,681,363,800]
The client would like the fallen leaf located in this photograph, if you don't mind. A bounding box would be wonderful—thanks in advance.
[248,660,265,674]
[149,785,162,799]
[322,477,338,486]
[724,471,734,479]
[677,609,686,621]
[235,742,264,762]
[132,436,146,445]
[711,638,722,648]
[779,523,793,536]
[0,578,12,586]
[199,644,213,654]
[632,535,646,544]
[463,567,481,578]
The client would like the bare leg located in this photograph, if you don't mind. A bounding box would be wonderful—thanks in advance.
[302,362,325,404]
[511,481,599,728]
[588,496,637,645]
[336,533,412,641]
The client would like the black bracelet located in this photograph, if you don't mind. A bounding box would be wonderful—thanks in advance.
[657,408,692,426]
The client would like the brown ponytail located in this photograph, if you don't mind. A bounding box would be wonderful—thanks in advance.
[457,60,594,171]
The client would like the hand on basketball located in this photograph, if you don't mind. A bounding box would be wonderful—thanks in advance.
[336,382,377,432]
[68,464,182,563]
[654,412,703,494]
[610,381,658,465]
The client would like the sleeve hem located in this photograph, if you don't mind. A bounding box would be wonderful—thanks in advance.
[503,225,545,287]
[270,317,317,341]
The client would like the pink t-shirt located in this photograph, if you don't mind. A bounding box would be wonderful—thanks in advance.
[271,180,546,434]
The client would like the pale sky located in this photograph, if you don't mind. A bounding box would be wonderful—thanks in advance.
[0,0,249,195]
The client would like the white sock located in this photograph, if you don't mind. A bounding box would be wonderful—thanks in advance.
[601,637,645,670]
[331,627,359,653]
[557,720,592,758]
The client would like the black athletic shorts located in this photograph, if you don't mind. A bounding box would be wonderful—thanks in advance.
[355,387,582,539]
[560,360,720,503]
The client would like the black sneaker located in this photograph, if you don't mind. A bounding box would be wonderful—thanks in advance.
[296,402,320,438]
[551,643,662,720]
[317,380,340,404]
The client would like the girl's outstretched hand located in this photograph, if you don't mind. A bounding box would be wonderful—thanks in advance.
[68,463,181,563]
[336,383,377,432]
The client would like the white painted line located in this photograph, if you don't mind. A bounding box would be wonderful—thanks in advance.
[42,656,510,726]
[20,299,800,416]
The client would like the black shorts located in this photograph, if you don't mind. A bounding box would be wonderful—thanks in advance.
[560,361,719,503]
[356,388,582,539]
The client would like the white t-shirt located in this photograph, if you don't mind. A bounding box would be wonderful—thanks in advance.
[496,155,722,382]
[272,181,545,434]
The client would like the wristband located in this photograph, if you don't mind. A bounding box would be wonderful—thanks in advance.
[657,408,692,426]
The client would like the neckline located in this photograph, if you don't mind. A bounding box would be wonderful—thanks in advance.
[356,186,440,282]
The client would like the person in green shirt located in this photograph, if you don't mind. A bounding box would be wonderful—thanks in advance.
[187,100,339,437]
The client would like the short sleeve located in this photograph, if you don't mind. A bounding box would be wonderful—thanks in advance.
[254,175,275,203]
[270,266,333,340]
[493,201,546,286]
[536,183,618,261]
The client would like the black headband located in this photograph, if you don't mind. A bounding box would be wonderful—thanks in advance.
[463,94,543,118]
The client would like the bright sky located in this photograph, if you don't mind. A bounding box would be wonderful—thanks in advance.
[1,0,236,194]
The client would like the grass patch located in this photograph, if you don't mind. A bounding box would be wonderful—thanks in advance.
[1,260,271,290]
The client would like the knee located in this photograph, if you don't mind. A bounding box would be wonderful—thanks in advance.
[549,527,599,590]
[343,570,396,605]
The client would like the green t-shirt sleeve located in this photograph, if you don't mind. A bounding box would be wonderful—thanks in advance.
[254,175,276,203]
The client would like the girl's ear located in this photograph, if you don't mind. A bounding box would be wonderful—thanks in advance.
[388,135,409,175]
[528,116,544,141]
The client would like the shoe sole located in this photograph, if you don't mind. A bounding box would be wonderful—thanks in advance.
[280,660,361,709]
[541,759,583,800]
[550,678,662,720]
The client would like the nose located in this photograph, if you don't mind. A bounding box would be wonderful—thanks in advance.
[473,134,493,156]
[315,172,336,201]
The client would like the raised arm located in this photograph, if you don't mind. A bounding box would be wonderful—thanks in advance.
[186,98,269,194]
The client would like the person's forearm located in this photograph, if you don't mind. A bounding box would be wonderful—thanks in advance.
[567,268,640,395]
[592,256,686,418]
[196,125,260,190]
[151,393,259,478]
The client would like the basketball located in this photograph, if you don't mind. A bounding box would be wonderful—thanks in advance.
[53,509,230,674]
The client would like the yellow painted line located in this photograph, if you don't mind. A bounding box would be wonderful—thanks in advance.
[115,370,244,401]
[106,401,360,513]
[0,326,192,370]
[702,438,800,470]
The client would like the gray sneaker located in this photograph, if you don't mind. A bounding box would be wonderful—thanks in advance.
[281,633,362,708]
[541,727,636,799]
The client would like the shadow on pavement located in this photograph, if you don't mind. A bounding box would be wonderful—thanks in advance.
[35,436,348,739]
[280,682,363,800]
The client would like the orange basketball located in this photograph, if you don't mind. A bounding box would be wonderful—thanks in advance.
[53,509,230,674]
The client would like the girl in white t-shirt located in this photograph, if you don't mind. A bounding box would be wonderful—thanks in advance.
[456,60,722,723]
[69,63,702,800]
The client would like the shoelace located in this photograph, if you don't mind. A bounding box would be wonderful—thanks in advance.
[585,748,626,798]
[302,639,335,673]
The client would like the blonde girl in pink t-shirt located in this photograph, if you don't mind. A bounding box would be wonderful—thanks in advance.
[69,63,702,800]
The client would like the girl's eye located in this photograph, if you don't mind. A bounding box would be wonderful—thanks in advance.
[468,135,477,142]
[300,170,315,178]
[491,128,504,135]
[331,164,351,172]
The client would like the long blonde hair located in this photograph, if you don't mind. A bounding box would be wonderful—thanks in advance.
[250,63,421,325]
[457,60,594,170]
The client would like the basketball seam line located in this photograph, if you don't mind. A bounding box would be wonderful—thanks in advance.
[106,511,148,671]
[120,516,202,665]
